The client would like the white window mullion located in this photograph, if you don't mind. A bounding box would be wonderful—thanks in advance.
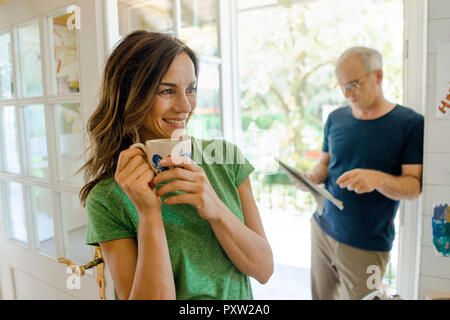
[1,181,11,239]
[397,0,428,300]
[0,99,15,107]
[103,0,120,55]
[0,94,81,107]
[44,103,58,185]
[229,0,241,145]
[41,12,58,186]
[43,14,56,96]
[38,18,48,98]
[0,111,3,172]
[58,190,72,263]
[9,25,18,101]
[219,0,234,142]
[12,26,23,99]
[16,105,28,177]
[22,184,35,250]
[0,172,81,194]
[51,190,65,259]
[174,0,182,38]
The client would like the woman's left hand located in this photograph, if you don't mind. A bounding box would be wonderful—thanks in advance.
[152,156,226,221]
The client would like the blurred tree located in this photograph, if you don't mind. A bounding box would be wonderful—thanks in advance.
[239,0,403,175]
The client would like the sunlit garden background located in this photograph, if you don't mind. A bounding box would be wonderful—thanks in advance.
[237,0,403,297]
[239,0,403,215]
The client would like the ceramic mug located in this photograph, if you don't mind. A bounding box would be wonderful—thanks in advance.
[130,138,192,174]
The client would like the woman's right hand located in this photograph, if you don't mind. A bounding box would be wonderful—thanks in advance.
[114,147,161,214]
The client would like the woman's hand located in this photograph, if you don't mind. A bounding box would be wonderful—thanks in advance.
[114,147,161,215]
[152,157,226,221]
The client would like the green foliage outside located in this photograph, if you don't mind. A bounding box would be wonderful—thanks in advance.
[238,0,404,216]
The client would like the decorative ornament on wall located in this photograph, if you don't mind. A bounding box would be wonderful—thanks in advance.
[436,43,450,117]
[432,203,450,257]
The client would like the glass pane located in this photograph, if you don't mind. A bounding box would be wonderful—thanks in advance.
[18,20,43,97]
[0,106,21,173]
[54,103,83,185]
[50,13,80,94]
[189,60,221,138]
[0,32,13,99]
[181,0,219,57]
[118,0,174,36]
[3,181,27,243]
[59,192,91,264]
[30,186,55,255]
[23,105,49,179]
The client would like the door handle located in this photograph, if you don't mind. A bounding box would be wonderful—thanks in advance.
[58,247,106,299]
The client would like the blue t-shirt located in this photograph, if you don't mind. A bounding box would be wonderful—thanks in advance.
[314,105,424,252]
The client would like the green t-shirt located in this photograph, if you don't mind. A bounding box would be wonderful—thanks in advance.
[85,137,255,300]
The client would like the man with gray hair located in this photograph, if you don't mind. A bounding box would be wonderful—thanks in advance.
[306,46,424,299]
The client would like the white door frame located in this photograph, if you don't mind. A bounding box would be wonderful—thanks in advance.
[0,0,423,300]
[398,0,428,300]
[0,0,114,300]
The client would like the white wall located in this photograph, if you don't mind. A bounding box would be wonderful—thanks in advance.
[418,0,450,299]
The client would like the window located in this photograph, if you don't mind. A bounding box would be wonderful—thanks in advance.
[0,10,88,263]
[237,0,404,298]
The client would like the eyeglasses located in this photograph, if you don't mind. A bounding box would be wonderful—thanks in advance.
[337,72,372,94]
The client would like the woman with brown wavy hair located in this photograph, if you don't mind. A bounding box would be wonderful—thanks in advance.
[79,31,273,300]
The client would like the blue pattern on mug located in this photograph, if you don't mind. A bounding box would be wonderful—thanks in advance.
[152,154,169,173]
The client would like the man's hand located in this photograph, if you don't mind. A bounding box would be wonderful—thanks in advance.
[306,171,321,184]
[297,172,320,191]
[336,169,382,194]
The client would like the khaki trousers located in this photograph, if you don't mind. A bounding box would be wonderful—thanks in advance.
[310,217,390,300]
